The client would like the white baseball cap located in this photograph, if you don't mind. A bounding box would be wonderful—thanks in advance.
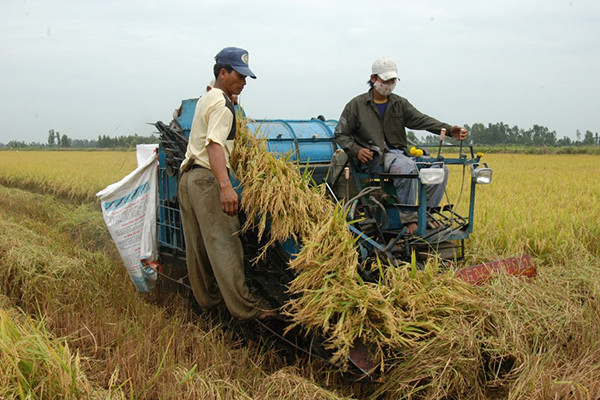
[372,57,399,81]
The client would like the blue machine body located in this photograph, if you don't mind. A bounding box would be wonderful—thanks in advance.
[157,98,484,263]
[246,119,338,164]
[157,98,339,256]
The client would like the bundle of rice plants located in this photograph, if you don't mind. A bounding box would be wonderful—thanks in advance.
[255,367,351,400]
[232,129,332,256]
[231,121,506,397]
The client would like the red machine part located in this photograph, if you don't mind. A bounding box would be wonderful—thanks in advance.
[455,254,536,285]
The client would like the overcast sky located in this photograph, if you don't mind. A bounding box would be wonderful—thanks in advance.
[1,0,598,144]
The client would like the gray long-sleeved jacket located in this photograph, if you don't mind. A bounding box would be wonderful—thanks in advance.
[334,89,451,160]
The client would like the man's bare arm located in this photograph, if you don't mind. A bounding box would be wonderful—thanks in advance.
[206,142,238,216]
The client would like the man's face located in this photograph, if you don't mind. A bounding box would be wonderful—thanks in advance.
[219,68,247,98]
[371,74,397,97]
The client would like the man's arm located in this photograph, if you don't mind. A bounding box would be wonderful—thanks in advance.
[402,99,450,134]
[334,102,371,161]
[402,99,467,140]
[206,142,238,216]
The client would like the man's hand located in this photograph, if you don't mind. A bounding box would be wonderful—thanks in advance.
[220,185,239,216]
[357,148,374,164]
[449,126,468,141]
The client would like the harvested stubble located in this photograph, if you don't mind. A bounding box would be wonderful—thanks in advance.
[0,295,124,400]
[232,122,507,397]
[0,186,311,400]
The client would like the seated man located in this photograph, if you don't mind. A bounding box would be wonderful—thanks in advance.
[334,56,468,234]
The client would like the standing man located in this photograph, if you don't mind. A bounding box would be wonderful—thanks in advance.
[178,47,274,320]
[334,57,468,235]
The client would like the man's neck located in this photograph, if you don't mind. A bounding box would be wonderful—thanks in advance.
[213,83,232,99]
[372,90,388,103]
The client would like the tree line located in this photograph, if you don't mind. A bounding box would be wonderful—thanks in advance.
[415,122,599,147]
[1,123,598,149]
[0,130,159,149]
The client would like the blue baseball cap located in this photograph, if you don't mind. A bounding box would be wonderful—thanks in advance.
[214,47,257,79]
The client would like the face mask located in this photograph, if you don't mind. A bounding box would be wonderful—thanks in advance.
[374,80,396,97]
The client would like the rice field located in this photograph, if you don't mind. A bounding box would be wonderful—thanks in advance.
[0,146,599,399]
[0,151,137,202]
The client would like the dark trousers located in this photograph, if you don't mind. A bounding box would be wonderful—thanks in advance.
[178,167,260,320]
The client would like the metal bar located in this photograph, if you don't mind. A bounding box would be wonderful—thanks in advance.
[416,180,427,236]
[348,225,386,252]
[466,178,476,236]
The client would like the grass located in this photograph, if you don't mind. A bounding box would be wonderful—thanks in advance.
[0,296,123,400]
[232,127,600,399]
[0,185,351,399]
[0,136,599,398]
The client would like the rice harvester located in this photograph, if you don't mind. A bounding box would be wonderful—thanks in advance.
[154,98,535,378]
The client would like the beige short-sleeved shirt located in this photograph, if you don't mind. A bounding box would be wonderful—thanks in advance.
[180,88,236,171]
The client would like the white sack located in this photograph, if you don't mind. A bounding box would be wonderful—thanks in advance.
[136,144,158,168]
[96,150,159,292]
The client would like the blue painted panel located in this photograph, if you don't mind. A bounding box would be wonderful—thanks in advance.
[176,98,198,132]
[246,121,297,160]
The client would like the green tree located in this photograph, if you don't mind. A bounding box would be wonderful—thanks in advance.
[583,130,595,145]
[407,131,418,145]
[8,140,28,148]
[557,136,572,146]
[520,128,533,146]
[60,133,71,148]
[48,129,55,147]
[507,125,520,144]
[468,123,487,144]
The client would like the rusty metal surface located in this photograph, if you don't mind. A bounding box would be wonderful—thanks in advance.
[348,338,381,382]
[456,254,536,285]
